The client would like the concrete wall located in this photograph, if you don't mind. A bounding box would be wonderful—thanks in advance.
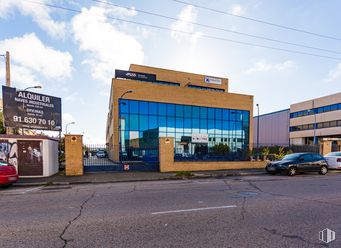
[159,137,266,172]
[253,109,290,146]
[107,64,254,162]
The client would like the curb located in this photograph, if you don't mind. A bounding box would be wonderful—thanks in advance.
[12,171,267,187]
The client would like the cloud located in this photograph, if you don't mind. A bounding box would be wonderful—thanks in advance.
[0,0,66,39]
[230,4,244,15]
[71,6,144,83]
[245,60,295,74]
[170,5,202,47]
[326,63,341,82]
[0,33,73,87]
[63,113,76,124]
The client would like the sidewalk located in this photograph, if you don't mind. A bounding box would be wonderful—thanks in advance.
[13,169,267,187]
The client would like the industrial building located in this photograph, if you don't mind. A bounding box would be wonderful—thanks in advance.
[106,64,253,163]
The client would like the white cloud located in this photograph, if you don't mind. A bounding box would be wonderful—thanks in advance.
[326,63,341,82]
[0,0,66,39]
[245,60,295,74]
[170,5,202,47]
[230,4,244,15]
[0,33,73,87]
[63,113,76,124]
[71,6,144,83]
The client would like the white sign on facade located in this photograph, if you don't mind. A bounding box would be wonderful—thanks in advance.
[192,133,209,143]
[204,76,222,85]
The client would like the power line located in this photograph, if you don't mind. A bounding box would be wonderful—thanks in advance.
[23,0,341,60]
[94,0,341,55]
[171,0,341,42]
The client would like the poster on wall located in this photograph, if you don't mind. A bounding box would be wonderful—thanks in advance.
[0,139,18,167]
[2,86,62,131]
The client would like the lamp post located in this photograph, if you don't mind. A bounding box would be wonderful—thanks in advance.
[24,85,42,91]
[119,90,133,163]
[65,122,75,134]
[256,104,260,149]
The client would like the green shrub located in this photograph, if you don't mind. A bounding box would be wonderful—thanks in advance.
[211,143,230,156]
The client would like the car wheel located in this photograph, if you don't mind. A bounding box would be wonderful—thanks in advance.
[319,165,328,175]
[288,167,297,176]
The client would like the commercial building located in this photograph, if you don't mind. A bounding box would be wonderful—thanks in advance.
[290,92,341,145]
[253,109,290,146]
[106,64,253,162]
[253,92,341,147]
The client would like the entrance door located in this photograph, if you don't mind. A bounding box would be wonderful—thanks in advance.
[18,140,43,176]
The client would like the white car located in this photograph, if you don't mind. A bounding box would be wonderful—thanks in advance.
[325,152,341,169]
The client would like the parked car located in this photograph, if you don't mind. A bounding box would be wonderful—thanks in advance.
[324,152,341,169]
[0,161,18,186]
[265,153,328,176]
[96,150,107,159]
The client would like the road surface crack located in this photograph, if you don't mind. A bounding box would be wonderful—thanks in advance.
[240,197,247,221]
[59,191,95,248]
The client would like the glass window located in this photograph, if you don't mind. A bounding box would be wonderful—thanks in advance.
[208,120,214,134]
[331,104,338,111]
[130,114,139,130]
[192,118,199,133]
[324,106,331,112]
[167,104,175,116]
[167,117,175,132]
[159,116,167,132]
[139,115,148,131]
[139,101,148,114]
[184,106,192,118]
[192,106,200,118]
[149,102,158,115]
[158,103,167,116]
[149,116,158,129]
[215,108,222,120]
[176,117,184,132]
[223,109,229,120]
[200,107,207,119]
[243,111,249,122]
[120,114,129,130]
[129,100,139,114]
[184,118,192,133]
[120,100,129,113]
[176,105,184,117]
[208,108,215,119]
[200,119,207,130]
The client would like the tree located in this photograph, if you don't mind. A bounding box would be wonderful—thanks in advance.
[211,143,230,156]
[0,112,6,134]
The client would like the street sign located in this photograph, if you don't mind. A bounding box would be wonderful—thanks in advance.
[2,86,62,131]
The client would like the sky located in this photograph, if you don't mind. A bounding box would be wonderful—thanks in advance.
[1,0,341,143]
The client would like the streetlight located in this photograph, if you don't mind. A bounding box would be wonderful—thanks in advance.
[24,85,42,91]
[256,104,260,149]
[119,90,133,163]
[65,122,75,134]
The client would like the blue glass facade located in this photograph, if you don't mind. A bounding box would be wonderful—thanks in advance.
[119,99,250,160]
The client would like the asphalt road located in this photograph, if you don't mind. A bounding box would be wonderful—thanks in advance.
[1,173,341,248]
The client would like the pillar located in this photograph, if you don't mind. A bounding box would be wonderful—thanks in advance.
[65,134,83,176]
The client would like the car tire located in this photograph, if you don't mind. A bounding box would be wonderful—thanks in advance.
[288,166,297,176]
[319,165,328,175]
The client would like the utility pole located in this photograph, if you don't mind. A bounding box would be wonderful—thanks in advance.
[5,51,10,87]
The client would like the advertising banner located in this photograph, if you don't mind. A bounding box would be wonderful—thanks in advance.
[2,86,62,131]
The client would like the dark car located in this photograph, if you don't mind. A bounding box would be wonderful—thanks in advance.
[265,153,328,176]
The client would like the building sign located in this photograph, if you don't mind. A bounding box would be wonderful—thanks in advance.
[192,133,209,143]
[2,86,62,131]
[204,76,222,85]
[115,69,156,82]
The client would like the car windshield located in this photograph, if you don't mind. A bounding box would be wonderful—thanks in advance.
[326,152,341,156]
[282,154,301,160]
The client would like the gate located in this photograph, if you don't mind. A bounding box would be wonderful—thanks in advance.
[83,144,159,172]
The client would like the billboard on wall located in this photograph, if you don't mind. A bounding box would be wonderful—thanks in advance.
[2,86,62,131]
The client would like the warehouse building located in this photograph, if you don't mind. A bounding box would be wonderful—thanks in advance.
[106,64,253,163]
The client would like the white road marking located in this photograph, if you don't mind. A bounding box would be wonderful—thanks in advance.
[151,205,237,215]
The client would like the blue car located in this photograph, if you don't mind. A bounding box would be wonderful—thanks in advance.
[265,153,328,176]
